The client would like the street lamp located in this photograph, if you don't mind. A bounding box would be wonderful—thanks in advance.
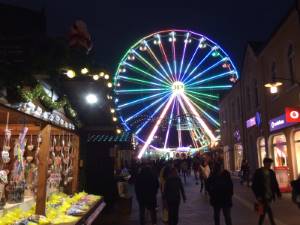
[264,76,300,94]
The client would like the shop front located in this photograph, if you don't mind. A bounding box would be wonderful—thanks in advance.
[268,113,299,192]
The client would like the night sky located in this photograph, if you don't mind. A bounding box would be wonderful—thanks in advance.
[0,0,295,127]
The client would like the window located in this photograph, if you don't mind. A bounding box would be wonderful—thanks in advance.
[257,137,266,167]
[294,131,300,177]
[253,79,259,107]
[237,96,241,118]
[271,61,277,81]
[288,44,295,83]
[272,134,288,167]
[232,102,235,120]
[246,86,251,110]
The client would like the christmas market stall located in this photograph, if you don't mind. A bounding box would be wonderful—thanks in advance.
[0,103,105,224]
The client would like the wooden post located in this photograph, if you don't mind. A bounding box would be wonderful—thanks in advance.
[35,124,51,215]
[71,135,80,193]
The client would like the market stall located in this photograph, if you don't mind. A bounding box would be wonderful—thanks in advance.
[0,104,105,224]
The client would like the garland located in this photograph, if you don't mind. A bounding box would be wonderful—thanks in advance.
[17,84,79,124]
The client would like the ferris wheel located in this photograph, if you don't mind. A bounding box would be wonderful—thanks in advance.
[113,29,238,158]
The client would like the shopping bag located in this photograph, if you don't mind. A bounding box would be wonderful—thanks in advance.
[254,201,264,215]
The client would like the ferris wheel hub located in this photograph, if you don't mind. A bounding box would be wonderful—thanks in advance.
[172,81,185,95]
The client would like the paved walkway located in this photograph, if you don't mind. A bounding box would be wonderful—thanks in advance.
[95,176,300,225]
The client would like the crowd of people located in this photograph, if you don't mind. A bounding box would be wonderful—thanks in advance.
[116,155,300,225]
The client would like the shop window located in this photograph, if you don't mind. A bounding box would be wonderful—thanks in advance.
[294,131,300,176]
[234,144,243,171]
[272,134,288,167]
[257,137,266,167]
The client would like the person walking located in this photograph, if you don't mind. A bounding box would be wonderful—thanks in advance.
[252,157,281,225]
[180,159,188,184]
[135,165,159,225]
[200,160,211,194]
[291,175,300,208]
[193,157,200,185]
[159,162,172,224]
[163,168,186,225]
[207,162,233,225]
[240,159,250,186]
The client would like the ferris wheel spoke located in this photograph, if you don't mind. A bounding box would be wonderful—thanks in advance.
[143,45,173,83]
[118,75,168,87]
[163,100,176,149]
[124,93,171,123]
[185,57,227,85]
[188,97,220,127]
[187,71,235,87]
[133,50,172,84]
[135,96,170,135]
[124,62,170,86]
[180,93,217,144]
[176,99,182,147]
[182,49,213,83]
[185,90,219,100]
[181,46,200,81]
[137,94,175,158]
[171,37,177,78]
[178,34,189,80]
[177,95,201,147]
[115,88,168,94]
[186,93,219,112]
[158,41,173,78]
[187,85,232,91]
[117,91,170,109]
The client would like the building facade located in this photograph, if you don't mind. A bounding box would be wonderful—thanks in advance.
[220,4,300,191]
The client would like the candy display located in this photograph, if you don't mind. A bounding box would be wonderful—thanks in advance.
[0,192,102,225]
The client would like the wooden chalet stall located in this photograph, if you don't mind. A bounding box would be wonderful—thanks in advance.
[0,104,105,224]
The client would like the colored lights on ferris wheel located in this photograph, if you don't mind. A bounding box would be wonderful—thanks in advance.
[119,67,126,73]
[107,95,113,100]
[199,37,207,48]
[116,82,121,87]
[229,75,237,83]
[184,38,192,44]
[127,53,135,61]
[222,63,230,69]
[139,42,147,51]
[168,37,176,42]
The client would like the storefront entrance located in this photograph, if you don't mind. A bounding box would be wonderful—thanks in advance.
[293,130,300,178]
[271,134,290,192]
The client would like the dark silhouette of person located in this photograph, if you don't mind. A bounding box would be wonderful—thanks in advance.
[135,165,159,225]
[207,162,233,225]
[163,168,186,225]
[252,157,281,225]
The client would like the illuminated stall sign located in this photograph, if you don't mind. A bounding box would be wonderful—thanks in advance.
[269,114,298,132]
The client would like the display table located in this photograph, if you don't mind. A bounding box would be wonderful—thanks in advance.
[73,198,106,225]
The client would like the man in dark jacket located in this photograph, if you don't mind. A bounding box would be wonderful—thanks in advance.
[207,162,233,225]
[135,165,159,225]
[163,168,186,225]
[251,157,281,225]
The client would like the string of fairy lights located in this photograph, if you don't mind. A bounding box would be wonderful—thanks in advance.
[63,67,122,134]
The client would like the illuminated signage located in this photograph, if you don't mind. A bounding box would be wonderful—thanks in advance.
[269,114,298,132]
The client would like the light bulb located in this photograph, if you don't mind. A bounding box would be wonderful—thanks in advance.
[81,67,89,74]
[110,108,115,113]
[99,72,105,77]
[93,75,100,80]
[113,117,117,122]
[86,94,98,104]
[107,82,113,88]
[104,74,110,80]
[65,70,76,78]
